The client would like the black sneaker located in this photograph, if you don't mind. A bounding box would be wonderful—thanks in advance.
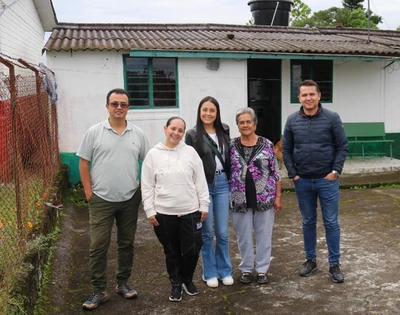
[329,263,344,283]
[299,259,318,277]
[116,283,138,299]
[169,285,183,302]
[239,272,252,284]
[257,273,268,284]
[182,281,199,296]
[82,292,109,310]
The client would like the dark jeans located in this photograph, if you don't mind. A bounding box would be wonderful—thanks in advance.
[154,211,203,286]
[88,190,141,292]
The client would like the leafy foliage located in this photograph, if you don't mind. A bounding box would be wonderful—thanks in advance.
[290,0,312,26]
[290,0,381,29]
[342,0,364,11]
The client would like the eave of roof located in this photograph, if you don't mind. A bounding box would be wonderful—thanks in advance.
[33,0,58,31]
[43,23,400,59]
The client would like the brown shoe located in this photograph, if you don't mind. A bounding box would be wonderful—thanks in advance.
[116,283,138,299]
[82,292,109,310]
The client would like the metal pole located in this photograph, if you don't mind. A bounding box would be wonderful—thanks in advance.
[271,2,280,26]
[0,56,23,233]
[367,0,371,43]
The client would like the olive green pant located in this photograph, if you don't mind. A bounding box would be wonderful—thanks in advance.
[88,190,141,292]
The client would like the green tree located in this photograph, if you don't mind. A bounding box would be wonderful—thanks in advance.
[342,0,382,25]
[305,7,341,28]
[292,7,379,29]
[346,8,379,28]
[342,0,364,11]
[367,10,382,25]
[290,0,381,29]
[397,26,400,31]
[290,0,312,26]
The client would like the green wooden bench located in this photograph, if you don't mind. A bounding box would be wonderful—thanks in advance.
[343,122,394,159]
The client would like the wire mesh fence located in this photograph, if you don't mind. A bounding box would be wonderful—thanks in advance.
[0,57,60,313]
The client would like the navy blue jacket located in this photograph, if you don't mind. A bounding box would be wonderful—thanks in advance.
[282,104,348,179]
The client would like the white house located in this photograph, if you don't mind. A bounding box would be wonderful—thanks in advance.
[0,0,57,74]
[43,5,400,184]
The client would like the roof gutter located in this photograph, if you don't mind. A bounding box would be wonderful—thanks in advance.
[129,50,399,62]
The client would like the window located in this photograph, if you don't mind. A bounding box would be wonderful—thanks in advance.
[124,56,178,108]
[290,60,333,103]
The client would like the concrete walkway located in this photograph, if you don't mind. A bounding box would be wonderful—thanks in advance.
[37,159,400,315]
[342,157,400,174]
[279,157,400,178]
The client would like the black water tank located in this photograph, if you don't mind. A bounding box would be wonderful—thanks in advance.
[248,0,294,26]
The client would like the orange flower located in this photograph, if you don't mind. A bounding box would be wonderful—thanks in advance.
[0,221,3,229]
[42,192,48,199]
[27,222,33,229]
[35,201,41,207]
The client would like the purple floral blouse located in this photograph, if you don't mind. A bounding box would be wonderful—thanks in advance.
[229,136,281,213]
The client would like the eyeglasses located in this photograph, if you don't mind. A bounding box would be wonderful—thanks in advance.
[109,102,130,109]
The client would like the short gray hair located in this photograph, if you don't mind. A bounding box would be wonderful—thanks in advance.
[235,107,258,125]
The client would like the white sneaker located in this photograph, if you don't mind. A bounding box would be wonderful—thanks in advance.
[221,275,234,286]
[205,277,219,288]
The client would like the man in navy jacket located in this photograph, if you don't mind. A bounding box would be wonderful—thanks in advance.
[283,79,348,283]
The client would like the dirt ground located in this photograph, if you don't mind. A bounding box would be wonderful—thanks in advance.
[36,172,400,315]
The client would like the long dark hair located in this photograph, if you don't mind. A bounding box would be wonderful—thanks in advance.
[195,96,228,156]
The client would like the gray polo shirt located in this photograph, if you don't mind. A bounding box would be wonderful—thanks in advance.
[77,119,150,202]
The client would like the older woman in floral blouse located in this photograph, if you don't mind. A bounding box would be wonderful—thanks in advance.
[229,107,282,285]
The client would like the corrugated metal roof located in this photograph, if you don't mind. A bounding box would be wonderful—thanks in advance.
[43,23,400,58]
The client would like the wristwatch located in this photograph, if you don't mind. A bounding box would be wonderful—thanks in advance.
[332,170,340,178]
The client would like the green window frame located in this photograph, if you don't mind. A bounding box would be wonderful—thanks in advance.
[123,55,179,109]
[290,60,333,103]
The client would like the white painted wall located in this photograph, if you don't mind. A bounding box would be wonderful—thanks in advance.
[281,59,400,134]
[131,58,247,146]
[46,50,125,152]
[47,50,400,154]
[46,51,248,152]
[383,60,400,133]
[0,0,45,75]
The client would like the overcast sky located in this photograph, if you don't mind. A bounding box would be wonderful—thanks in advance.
[51,0,399,30]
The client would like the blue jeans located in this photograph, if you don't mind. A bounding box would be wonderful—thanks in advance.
[294,177,341,264]
[202,172,232,280]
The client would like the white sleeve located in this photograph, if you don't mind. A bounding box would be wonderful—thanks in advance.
[76,128,95,161]
[193,155,210,212]
[140,152,157,218]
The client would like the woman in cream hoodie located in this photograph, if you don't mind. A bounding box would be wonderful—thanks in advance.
[141,116,210,302]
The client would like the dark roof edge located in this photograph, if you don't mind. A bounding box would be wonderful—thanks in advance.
[52,22,400,37]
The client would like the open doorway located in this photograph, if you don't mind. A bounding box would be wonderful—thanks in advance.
[248,59,282,144]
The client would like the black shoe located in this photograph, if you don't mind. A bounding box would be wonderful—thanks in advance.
[182,281,199,295]
[169,285,183,302]
[329,263,344,283]
[182,281,199,296]
[257,273,268,284]
[82,292,109,310]
[299,259,318,277]
[239,272,252,284]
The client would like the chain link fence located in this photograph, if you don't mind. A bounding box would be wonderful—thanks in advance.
[0,56,60,313]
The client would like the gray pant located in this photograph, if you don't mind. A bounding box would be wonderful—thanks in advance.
[231,208,275,274]
[88,190,141,292]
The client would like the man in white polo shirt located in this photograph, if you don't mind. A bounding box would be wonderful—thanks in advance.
[77,88,150,310]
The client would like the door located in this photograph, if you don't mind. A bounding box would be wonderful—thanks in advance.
[248,59,282,144]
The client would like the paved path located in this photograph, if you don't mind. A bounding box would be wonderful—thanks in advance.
[36,170,400,314]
